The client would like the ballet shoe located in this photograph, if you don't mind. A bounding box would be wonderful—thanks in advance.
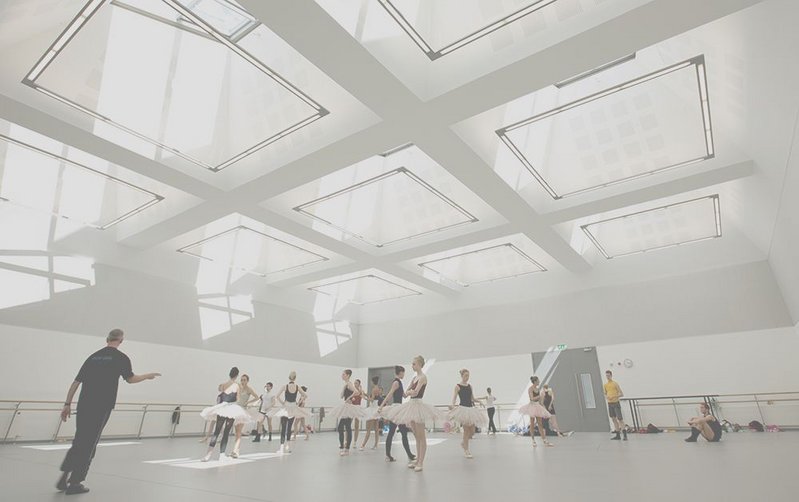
[414,465,423,472]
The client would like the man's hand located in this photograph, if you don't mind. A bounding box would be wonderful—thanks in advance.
[61,404,71,422]
[146,373,161,380]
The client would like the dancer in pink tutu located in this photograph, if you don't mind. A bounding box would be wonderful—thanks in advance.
[519,376,553,447]
[447,369,488,458]
[383,356,440,471]
[329,369,366,456]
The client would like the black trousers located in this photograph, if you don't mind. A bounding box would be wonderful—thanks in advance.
[385,421,414,459]
[60,407,112,484]
[208,417,235,452]
[487,407,497,433]
[280,416,295,445]
[337,418,353,449]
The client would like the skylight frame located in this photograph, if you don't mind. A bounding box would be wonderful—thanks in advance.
[497,55,715,199]
[0,133,164,229]
[308,274,422,305]
[580,194,722,259]
[22,0,329,172]
[418,242,546,286]
[377,0,560,61]
[176,225,329,277]
[293,167,479,248]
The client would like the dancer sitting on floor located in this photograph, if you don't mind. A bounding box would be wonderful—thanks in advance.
[685,403,722,442]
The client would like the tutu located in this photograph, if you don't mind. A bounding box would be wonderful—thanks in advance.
[328,402,367,420]
[518,402,551,419]
[447,406,489,427]
[267,402,311,420]
[200,402,253,426]
[363,403,381,421]
[383,399,443,425]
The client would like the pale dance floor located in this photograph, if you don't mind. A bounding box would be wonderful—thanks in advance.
[1,431,794,501]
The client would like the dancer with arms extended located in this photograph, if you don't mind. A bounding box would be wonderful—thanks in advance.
[384,356,440,472]
[58,329,160,495]
[448,369,488,458]
[476,387,498,435]
[518,376,554,447]
[378,366,416,464]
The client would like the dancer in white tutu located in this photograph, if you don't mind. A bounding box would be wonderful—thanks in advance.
[385,355,440,472]
[269,372,309,454]
[351,379,365,448]
[292,386,309,441]
[230,374,259,458]
[378,366,416,464]
[359,375,383,450]
[329,369,366,456]
[253,382,274,443]
[448,369,488,458]
[519,376,553,447]
[200,367,251,461]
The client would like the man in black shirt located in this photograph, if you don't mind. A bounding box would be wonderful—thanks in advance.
[57,329,160,495]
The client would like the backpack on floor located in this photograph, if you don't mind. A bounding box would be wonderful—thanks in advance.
[748,420,764,432]
[646,423,662,433]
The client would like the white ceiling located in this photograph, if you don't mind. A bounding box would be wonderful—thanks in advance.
[0,0,796,326]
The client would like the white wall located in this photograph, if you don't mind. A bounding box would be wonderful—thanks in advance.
[0,263,358,366]
[358,261,792,364]
[0,324,364,408]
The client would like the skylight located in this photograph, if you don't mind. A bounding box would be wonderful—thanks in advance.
[309,274,422,305]
[418,243,545,286]
[177,225,328,276]
[0,133,162,229]
[24,0,327,171]
[581,194,722,259]
[294,167,477,247]
[497,56,714,199]
[378,0,560,60]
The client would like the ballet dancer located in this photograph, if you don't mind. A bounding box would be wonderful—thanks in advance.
[518,376,553,447]
[200,367,251,461]
[329,369,366,456]
[268,372,309,454]
[384,356,441,472]
[685,403,722,442]
[359,376,383,450]
[377,366,416,464]
[253,382,274,442]
[292,386,309,441]
[477,387,498,435]
[447,369,488,458]
[352,379,365,448]
[542,384,566,437]
[230,374,259,458]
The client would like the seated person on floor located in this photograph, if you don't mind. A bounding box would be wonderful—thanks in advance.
[685,403,722,442]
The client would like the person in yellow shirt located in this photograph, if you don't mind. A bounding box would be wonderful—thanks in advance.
[603,370,627,440]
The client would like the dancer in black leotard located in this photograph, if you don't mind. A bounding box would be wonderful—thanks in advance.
[447,369,488,458]
[268,371,309,454]
[329,369,366,456]
[378,366,415,463]
[360,376,383,450]
[200,367,250,461]
[685,403,723,442]
[542,384,565,437]
[518,376,553,447]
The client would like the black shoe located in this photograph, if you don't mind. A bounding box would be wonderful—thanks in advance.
[611,433,621,440]
[408,454,416,461]
[65,483,90,495]
[56,472,69,492]
[622,430,628,441]
[684,437,698,442]
[252,434,261,443]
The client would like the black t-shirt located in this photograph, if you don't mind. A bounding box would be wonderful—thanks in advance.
[75,347,133,410]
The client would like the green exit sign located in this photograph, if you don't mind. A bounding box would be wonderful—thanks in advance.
[556,344,568,351]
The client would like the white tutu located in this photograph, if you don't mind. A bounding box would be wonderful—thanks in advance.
[200,402,253,425]
[328,402,367,420]
[383,399,443,425]
[267,402,311,420]
[363,403,381,421]
[518,402,551,419]
[447,406,489,427]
